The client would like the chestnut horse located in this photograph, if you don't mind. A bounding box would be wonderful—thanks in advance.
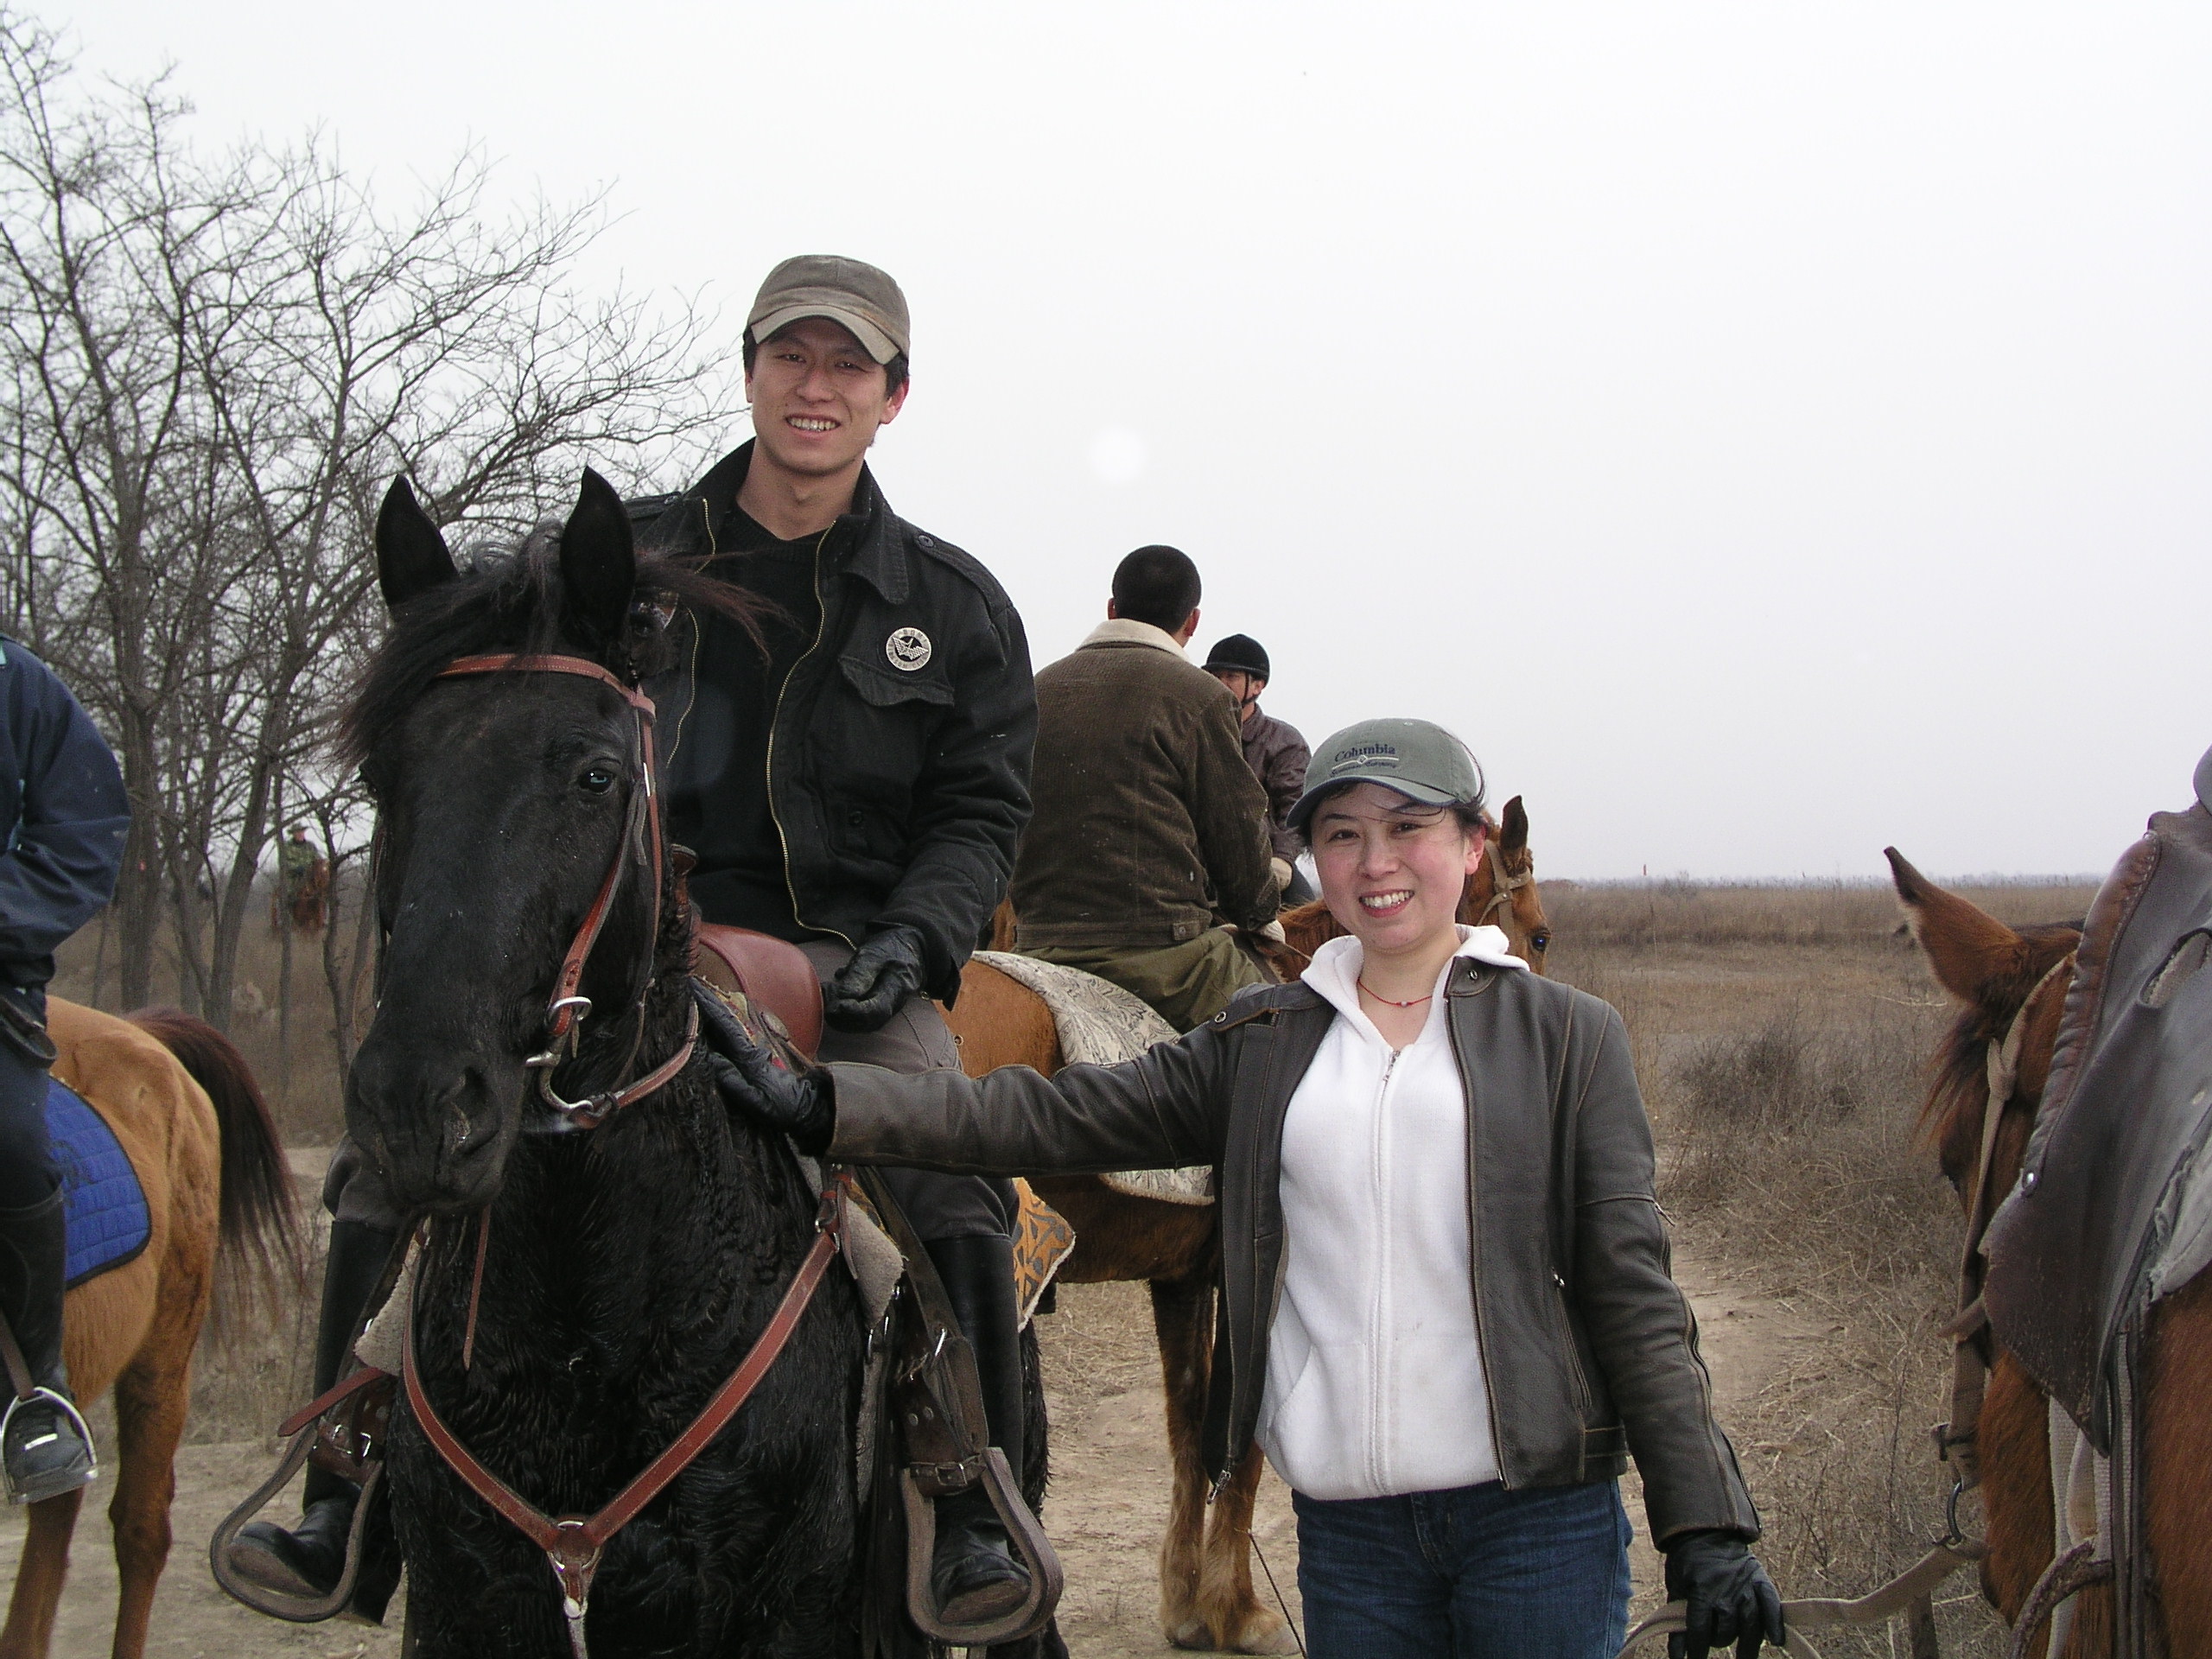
[1888,851,2212,1656]
[944,797,1548,1653]
[4,999,299,1659]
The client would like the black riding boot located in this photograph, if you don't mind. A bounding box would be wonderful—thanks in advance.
[925,1233,1033,1627]
[0,1190,96,1503]
[228,1219,400,1615]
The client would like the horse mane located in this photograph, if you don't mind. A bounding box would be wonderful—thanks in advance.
[1918,920,2082,1147]
[343,520,763,767]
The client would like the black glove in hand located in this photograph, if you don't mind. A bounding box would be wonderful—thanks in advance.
[823,925,929,1033]
[1665,1530,1785,1659]
[691,982,835,1154]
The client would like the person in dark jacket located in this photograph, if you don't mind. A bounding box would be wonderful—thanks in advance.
[233,257,1043,1632]
[0,637,128,1503]
[1203,632,1314,903]
[1010,549,1280,1031]
[702,719,1785,1659]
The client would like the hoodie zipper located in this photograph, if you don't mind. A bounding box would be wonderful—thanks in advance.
[1368,1046,1399,1493]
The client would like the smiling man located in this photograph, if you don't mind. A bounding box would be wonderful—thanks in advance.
[227,257,1041,1634]
[645,256,1042,1627]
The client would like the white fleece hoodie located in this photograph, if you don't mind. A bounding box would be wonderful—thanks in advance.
[1257,924,1529,1501]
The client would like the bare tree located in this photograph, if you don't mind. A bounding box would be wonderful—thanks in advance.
[0,10,734,1046]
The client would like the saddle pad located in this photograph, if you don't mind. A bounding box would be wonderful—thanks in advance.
[971,951,1215,1207]
[46,1079,150,1288]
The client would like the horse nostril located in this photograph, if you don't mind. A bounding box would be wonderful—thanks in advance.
[447,1096,474,1154]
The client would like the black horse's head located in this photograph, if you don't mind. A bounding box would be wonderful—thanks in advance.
[344,471,745,1214]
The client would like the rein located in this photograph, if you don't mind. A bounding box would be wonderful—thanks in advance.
[1936,951,2077,1491]
[431,652,697,1129]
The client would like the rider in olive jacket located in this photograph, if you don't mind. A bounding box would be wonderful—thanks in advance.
[638,441,1035,999]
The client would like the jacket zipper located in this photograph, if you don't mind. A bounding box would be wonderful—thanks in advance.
[1550,1272,1594,1415]
[1369,1047,1399,1494]
[766,525,852,947]
[1443,995,1512,1481]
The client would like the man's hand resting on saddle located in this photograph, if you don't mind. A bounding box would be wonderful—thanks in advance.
[822,924,929,1033]
[692,983,836,1154]
[1665,1529,1786,1659]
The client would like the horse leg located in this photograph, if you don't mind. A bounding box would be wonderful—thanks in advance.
[1150,1272,1293,1654]
[103,1345,191,1659]
[1198,1441,1296,1655]
[1150,1270,1212,1648]
[0,1486,84,1659]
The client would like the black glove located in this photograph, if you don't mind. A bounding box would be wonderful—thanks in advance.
[691,982,836,1154]
[822,925,929,1033]
[1665,1530,1785,1659]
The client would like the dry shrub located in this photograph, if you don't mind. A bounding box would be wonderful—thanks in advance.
[1549,876,2099,953]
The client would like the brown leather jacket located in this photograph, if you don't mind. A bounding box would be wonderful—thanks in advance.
[1010,623,1278,948]
[1238,707,1310,863]
[828,959,1761,1543]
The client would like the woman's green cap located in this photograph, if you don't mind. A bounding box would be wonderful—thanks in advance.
[1287,718,1484,832]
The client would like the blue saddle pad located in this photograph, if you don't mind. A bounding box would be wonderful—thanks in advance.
[46,1080,149,1287]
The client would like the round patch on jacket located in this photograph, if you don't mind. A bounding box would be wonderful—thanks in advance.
[885,626,932,671]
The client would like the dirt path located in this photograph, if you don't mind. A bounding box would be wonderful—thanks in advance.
[0,1245,1803,1656]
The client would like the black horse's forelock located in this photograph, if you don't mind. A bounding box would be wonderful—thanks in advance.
[343,521,764,769]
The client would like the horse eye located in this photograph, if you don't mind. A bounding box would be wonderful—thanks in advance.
[1531,931,1551,951]
[580,767,617,795]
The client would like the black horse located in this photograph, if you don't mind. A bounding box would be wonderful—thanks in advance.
[345,471,1057,1656]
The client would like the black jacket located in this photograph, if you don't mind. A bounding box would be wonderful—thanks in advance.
[827,961,1760,1545]
[0,639,129,989]
[639,443,1036,1001]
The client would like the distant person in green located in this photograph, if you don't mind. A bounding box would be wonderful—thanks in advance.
[1010,546,1280,1031]
[1203,633,1315,905]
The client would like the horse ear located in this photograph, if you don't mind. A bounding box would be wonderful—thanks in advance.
[376,478,457,610]
[559,468,637,641]
[1497,796,1528,855]
[1886,847,2033,1007]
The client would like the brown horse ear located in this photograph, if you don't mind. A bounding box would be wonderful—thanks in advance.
[1497,796,1528,855]
[1886,846,2032,1006]
[375,478,457,610]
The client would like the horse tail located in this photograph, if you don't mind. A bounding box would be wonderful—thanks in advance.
[129,1007,308,1330]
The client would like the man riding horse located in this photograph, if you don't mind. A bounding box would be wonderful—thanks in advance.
[0,637,129,1503]
[1011,548,1281,1031]
[234,256,1045,1629]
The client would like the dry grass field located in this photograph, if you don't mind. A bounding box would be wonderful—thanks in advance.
[1546,874,2101,1658]
[15,874,2102,1655]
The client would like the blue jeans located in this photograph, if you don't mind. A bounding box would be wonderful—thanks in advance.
[1294,1478,1632,1658]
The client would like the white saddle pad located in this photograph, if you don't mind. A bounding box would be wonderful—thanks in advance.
[972,950,1215,1207]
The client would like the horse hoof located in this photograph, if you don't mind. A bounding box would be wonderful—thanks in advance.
[1165,1618,1215,1649]
[1233,1617,1301,1656]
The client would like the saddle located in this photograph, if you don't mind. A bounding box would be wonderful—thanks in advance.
[1983,747,2212,1450]
[694,925,823,1059]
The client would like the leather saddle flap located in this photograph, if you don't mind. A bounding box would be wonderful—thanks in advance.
[695,925,823,1061]
[1985,798,2212,1444]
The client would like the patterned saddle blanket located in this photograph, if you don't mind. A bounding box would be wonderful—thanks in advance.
[48,1078,150,1287]
[970,951,1214,1207]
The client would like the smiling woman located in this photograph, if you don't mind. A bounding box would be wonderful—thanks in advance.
[707,715,1791,1659]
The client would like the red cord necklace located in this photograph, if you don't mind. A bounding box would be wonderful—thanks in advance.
[1357,978,1433,1008]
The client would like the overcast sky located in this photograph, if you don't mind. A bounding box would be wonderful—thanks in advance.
[68,2,2212,880]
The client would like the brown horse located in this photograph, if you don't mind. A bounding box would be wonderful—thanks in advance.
[2,999,299,1659]
[1888,851,2212,1656]
[943,797,1549,1653]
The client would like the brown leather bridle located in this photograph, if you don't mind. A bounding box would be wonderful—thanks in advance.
[402,650,840,1657]
[432,652,697,1129]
